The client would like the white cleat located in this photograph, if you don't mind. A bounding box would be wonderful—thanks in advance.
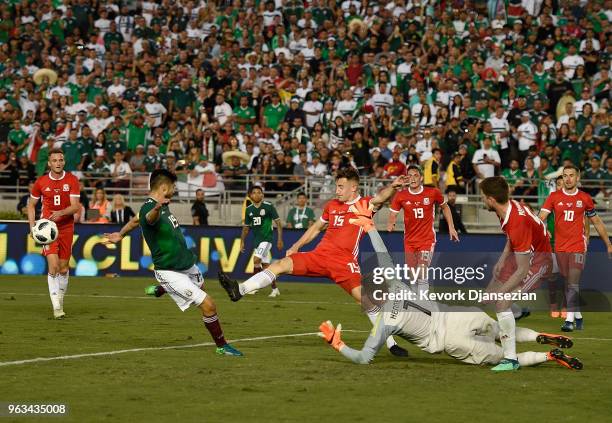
[268,288,281,297]
[246,290,259,295]
[53,309,66,319]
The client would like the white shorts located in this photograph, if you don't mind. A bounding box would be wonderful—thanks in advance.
[254,241,272,264]
[443,310,503,365]
[154,265,206,312]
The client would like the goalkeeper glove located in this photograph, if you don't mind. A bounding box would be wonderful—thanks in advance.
[318,320,345,351]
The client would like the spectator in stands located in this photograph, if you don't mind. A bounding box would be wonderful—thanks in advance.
[286,192,315,229]
[86,152,111,189]
[129,145,146,172]
[383,148,406,179]
[439,188,467,235]
[191,189,209,227]
[222,155,248,192]
[110,194,135,225]
[472,138,501,181]
[446,153,465,191]
[108,151,132,192]
[17,181,40,219]
[423,148,442,188]
[16,155,35,187]
[88,188,112,223]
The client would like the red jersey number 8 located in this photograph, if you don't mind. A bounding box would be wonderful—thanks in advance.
[53,195,61,206]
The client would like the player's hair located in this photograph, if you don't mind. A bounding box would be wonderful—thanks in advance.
[335,167,360,183]
[406,164,423,175]
[48,148,64,158]
[563,164,580,174]
[296,191,306,197]
[150,169,177,191]
[445,186,458,194]
[479,176,509,204]
[248,185,264,195]
[556,175,563,182]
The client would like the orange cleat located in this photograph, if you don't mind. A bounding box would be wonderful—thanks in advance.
[537,333,573,348]
[550,311,560,318]
[547,348,583,370]
[560,309,567,319]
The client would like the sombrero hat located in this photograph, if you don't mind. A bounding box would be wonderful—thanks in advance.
[33,68,58,85]
[222,150,250,165]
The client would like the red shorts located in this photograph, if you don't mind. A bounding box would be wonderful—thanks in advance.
[555,252,585,277]
[404,243,435,269]
[290,251,361,294]
[497,253,552,292]
[42,224,74,261]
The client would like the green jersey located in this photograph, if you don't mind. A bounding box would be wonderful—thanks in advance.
[263,103,288,131]
[244,201,279,245]
[286,206,315,229]
[139,198,196,271]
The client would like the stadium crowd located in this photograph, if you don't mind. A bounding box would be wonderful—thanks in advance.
[0,0,610,202]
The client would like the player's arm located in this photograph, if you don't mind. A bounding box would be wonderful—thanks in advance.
[493,239,512,278]
[145,199,168,225]
[588,214,612,257]
[539,194,554,221]
[495,252,530,293]
[370,175,408,210]
[286,218,327,256]
[27,196,39,234]
[240,225,249,253]
[274,218,283,250]
[319,319,389,365]
[103,215,140,244]
[439,202,459,242]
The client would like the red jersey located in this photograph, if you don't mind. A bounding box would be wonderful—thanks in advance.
[31,171,80,227]
[541,189,595,253]
[316,195,373,259]
[501,200,552,254]
[389,186,445,246]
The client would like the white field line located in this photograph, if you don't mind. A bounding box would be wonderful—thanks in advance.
[1,292,357,305]
[0,330,367,367]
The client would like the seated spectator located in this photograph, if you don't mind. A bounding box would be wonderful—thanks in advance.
[88,188,112,223]
[472,138,501,181]
[110,194,135,225]
[86,153,111,188]
[129,145,146,172]
[17,181,41,218]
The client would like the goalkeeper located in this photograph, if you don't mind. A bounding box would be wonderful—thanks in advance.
[318,200,583,370]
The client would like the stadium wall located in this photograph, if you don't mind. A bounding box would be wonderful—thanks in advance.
[0,222,609,291]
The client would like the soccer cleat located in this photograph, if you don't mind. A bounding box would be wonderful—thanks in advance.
[145,285,166,297]
[246,290,258,295]
[560,309,567,319]
[550,309,560,318]
[218,272,242,302]
[515,308,531,321]
[389,344,409,357]
[268,288,280,297]
[491,358,520,372]
[547,348,583,370]
[536,333,573,349]
[575,318,584,330]
[561,320,574,332]
[216,344,244,356]
[53,309,66,319]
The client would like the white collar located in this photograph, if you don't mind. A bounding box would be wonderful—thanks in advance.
[562,188,578,196]
[501,200,513,228]
[48,171,66,181]
[345,195,362,205]
[408,186,424,195]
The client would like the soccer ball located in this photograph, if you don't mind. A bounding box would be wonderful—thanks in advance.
[32,219,59,245]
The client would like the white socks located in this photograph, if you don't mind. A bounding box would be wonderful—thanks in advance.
[58,273,69,308]
[496,310,517,360]
[47,274,61,311]
[517,352,548,367]
[240,270,276,295]
[566,284,580,322]
[366,308,396,349]
[515,327,538,343]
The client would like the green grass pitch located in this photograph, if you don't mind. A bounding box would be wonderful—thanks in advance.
[1,276,611,422]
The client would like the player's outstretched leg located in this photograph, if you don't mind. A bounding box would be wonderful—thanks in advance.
[218,271,243,302]
[547,348,583,370]
[199,296,242,356]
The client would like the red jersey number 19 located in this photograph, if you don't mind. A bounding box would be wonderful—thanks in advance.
[413,208,424,219]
